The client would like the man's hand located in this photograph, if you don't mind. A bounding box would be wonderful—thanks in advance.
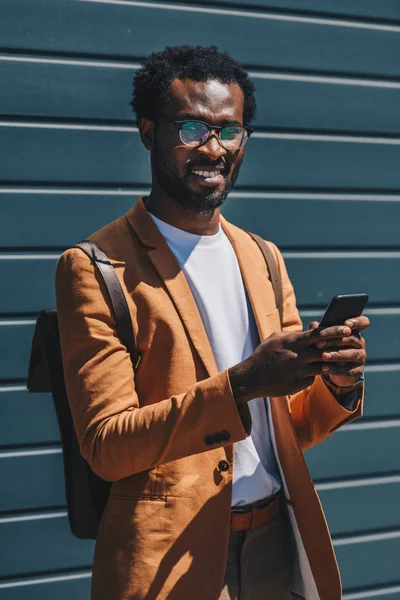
[309,315,370,388]
[228,325,358,407]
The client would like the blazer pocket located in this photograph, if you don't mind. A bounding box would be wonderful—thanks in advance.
[110,492,167,502]
[110,465,167,500]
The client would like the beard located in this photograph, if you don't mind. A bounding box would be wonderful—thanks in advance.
[152,142,243,214]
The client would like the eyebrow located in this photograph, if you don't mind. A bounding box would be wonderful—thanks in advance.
[176,113,243,126]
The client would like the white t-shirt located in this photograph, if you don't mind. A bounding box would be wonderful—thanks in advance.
[148,211,281,506]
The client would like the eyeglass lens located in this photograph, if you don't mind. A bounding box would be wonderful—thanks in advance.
[180,122,247,150]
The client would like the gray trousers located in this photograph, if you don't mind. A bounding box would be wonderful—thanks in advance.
[219,509,294,600]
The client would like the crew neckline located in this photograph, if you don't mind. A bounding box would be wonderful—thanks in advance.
[148,210,224,247]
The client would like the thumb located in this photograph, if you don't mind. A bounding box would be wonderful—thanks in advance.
[308,321,320,331]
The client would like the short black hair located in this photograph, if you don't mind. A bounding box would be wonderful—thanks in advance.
[131,45,256,125]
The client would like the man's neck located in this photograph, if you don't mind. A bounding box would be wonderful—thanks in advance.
[144,193,221,236]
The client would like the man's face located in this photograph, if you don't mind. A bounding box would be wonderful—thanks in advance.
[149,78,247,213]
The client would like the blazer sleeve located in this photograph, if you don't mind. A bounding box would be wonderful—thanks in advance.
[269,242,364,451]
[55,248,250,482]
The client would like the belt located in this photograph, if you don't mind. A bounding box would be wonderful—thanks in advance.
[230,492,283,531]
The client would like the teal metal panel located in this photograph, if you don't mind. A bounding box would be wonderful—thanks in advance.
[363,368,400,419]
[2,127,400,189]
[0,126,149,185]
[0,321,34,381]
[0,449,64,512]
[181,0,400,20]
[1,1,400,78]
[0,60,135,122]
[319,478,400,536]
[0,514,94,577]
[0,573,92,600]
[0,258,58,313]
[344,592,400,600]
[253,75,400,135]
[306,424,400,480]
[222,195,400,249]
[2,60,400,136]
[3,193,400,249]
[336,535,400,590]
[0,388,59,446]
[0,57,137,122]
[0,193,141,248]
[285,255,400,306]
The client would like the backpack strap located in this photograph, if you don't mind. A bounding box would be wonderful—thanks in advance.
[74,241,141,369]
[244,232,283,328]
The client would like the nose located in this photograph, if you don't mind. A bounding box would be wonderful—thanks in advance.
[197,133,226,161]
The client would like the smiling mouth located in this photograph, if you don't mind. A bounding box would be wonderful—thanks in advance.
[191,169,221,178]
[189,165,227,185]
[190,170,225,187]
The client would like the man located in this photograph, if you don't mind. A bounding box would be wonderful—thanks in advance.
[56,46,369,599]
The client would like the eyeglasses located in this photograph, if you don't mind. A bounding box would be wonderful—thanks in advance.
[159,115,253,151]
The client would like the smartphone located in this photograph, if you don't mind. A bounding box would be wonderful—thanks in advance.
[319,294,369,328]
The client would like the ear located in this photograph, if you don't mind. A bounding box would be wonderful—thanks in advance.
[138,117,154,151]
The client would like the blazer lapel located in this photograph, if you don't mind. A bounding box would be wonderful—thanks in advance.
[125,198,218,378]
[220,216,279,343]
[125,199,279,378]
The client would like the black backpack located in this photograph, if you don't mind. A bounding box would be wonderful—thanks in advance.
[27,234,282,540]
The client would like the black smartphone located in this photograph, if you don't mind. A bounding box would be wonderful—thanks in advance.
[319,294,369,328]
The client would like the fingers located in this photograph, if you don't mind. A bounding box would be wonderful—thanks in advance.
[344,315,370,332]
[302,348,326,363]
[320,345,365,378]
[321,348,365,366]
[298,325,352,348]
[300,360,363,380]
[305,316,370,348]
[295,356,364,380]
[321,364,364,378]
[315,335,365,350]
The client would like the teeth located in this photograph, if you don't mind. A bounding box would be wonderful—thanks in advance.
[192,170,220,178]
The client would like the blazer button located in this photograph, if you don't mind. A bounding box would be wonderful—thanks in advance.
[221,430,230,441]
[204,435,214,446]
[218,460,230,472]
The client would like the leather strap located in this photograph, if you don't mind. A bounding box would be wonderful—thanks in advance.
[230,493,282,531]
[245,232,283,328]
[73,241,140,369]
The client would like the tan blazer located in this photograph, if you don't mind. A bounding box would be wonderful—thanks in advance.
[55,197,363,600]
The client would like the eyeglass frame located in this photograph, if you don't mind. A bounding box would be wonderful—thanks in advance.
[158,114,253,150]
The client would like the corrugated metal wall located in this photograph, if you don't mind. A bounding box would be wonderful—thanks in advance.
[1,1,400,598]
